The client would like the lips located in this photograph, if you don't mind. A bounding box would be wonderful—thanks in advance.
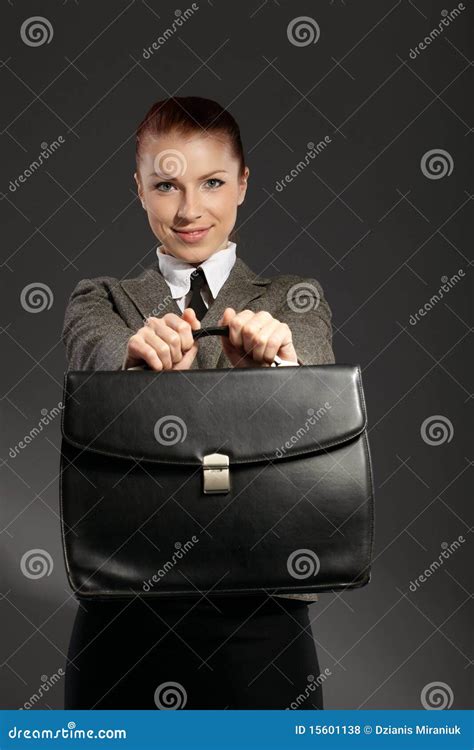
[172,226,212,244]
[173,227,211,233]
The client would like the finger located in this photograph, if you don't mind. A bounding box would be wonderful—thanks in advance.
[218,307,236,327]
[173,342,199,370]
[250,319,282,364]
[276,324,297,362]
[220,333,266,368]
[220,331,244,362]
[182,307,202,332]
[143,313,182,367]
[145,314,182,331]
[141,327,175,368]
[161,312,196,352]
[218,308,236,346]
[240,311,274,358]
[126,334,163,371]
[227,309,256,350]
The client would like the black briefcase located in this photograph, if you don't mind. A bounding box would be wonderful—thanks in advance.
[59,328,375,600]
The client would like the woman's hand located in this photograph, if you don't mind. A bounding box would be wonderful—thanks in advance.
[124,308,201,371]
[217,308,298,368]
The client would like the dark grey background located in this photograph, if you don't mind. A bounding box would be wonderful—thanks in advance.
[1,0,472,710]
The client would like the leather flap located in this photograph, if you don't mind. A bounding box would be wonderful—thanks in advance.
[61,365,366,465]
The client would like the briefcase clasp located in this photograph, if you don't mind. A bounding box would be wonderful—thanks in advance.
[202,453,230,494]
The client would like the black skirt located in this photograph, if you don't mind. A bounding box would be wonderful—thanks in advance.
[64,594,324,710]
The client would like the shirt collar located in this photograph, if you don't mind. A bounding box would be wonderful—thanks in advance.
[156,241,237,300]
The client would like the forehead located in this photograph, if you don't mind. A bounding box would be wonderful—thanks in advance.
[139,131,237,179]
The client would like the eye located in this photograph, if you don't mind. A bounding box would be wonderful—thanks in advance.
[205,178,224,189]
[154,182,175,192]
[153,178,225,192]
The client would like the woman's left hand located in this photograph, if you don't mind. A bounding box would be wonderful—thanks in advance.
[217,308,298,368]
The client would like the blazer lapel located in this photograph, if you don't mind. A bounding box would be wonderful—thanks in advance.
[120,267,182,321]
[120,255,272,370]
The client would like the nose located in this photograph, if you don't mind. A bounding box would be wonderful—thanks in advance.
[176,188,203,223]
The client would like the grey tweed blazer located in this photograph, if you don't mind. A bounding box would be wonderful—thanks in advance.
[62,255,336,603]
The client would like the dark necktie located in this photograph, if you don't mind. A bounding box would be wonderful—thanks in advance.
[188,266,208,321]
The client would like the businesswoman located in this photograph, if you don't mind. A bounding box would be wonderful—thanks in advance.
[62,96,336,710]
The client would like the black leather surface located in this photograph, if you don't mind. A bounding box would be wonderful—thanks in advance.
[59,365,375,599]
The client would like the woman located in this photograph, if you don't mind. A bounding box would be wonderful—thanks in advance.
[62,96,335,710]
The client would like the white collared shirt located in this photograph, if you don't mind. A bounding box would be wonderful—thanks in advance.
[157,240,237,310]
[155,241,298,367]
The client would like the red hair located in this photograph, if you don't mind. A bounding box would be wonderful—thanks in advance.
[135,96,246,177]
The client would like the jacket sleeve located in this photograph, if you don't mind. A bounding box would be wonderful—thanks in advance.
[275,276,335,365]
[62,277,136,371]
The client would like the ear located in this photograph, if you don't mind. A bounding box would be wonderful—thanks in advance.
[134,171,146,209]
[237,166,249,206]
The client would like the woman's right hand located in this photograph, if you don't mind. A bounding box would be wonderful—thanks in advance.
[124,308,201,371]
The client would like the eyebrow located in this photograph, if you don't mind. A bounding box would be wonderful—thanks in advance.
[148,170,229,180]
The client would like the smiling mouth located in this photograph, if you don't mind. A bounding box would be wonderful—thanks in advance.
[172,227,212,234]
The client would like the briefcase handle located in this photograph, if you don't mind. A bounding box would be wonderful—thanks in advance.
[128,325,291,369]
[192,325,230,340]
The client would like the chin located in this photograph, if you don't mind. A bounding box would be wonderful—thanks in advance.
[178,246,214,259]
[159,235,227,261]
[187,254,213,265]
